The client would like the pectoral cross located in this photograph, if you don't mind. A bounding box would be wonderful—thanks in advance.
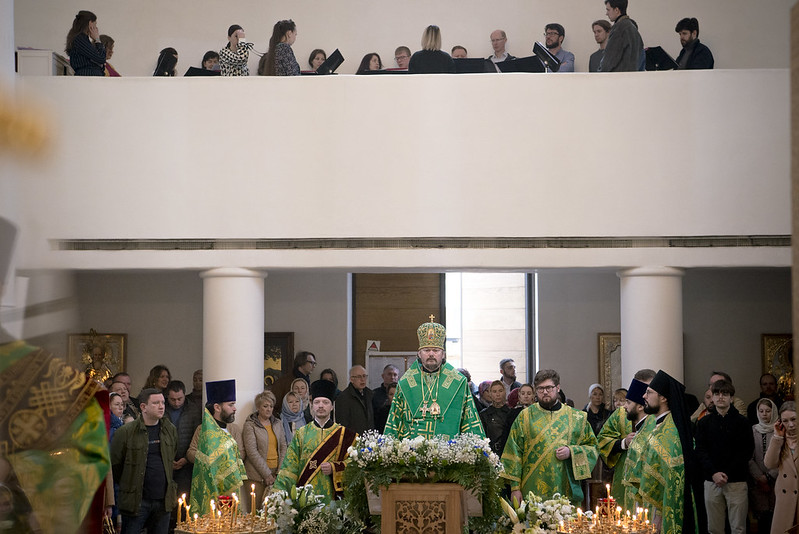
[419,403,430,416]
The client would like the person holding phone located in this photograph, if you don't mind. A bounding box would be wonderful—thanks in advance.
[764,401,798,534]
[65,10,106,76]
[220,24,253,76]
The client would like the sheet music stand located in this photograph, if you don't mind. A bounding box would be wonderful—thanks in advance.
[645,46,679,71]
[495,55,545,73]
[316,49,344,75]
[532,42,561,73]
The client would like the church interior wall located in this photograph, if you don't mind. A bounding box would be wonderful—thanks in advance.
[60,267,790,407]
[14,0,793,76]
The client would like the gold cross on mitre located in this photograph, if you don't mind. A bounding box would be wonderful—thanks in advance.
[429,314,435,322]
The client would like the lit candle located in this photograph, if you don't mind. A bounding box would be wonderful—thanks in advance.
[210,498,215,517]
[251,483,256,516]
[606,483,611,497]
[193,513,198,533]
[185,505,190,528]
[178,497,183,524]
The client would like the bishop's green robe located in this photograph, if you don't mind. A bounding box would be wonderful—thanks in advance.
[621,414,656,513]
[384,361,485,440]
[596,406,632,502]
[501,403,598,505]
[273,420,356,504]
[637,413,685,534]
[190,409,247,514]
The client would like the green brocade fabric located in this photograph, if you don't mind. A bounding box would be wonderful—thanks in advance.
[637,414,685,534]
[596,406,632,502]
[383,361,484,440]
[621,415,656,513]
[1,340,109,534]
[190,409,247,514]
[501,404,598,506]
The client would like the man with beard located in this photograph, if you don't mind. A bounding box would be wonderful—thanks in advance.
[675,18,714,70]
[384,317,485,440]
[596,369,655,503]
[188,379,246,515]
[274,380,357,503]
[499,359,522,400]
[637,370,700,534]
[501,369,598,506]
[543,24,574,72]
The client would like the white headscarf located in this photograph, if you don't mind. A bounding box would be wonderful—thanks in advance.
[753,398,779,435]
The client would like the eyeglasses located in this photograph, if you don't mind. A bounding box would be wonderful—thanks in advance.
[394,55,409,61]
[307,360,317,367]
[544,31,561,37]
[536,385,557,393]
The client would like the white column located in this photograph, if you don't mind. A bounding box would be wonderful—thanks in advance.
[618,267,685,386]
[200,268,266,417]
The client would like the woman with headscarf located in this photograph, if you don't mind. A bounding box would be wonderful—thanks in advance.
[584,383,611,436]
[749,398,779,534]
[280,391,306,445]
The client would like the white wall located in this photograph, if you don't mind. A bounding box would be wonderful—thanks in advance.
[14,0,793,76]
[14,69,790,271]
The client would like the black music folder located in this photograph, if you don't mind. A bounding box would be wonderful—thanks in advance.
[316,49,344,75]
[184,67,220,77]
[645,46,679,70]
[495,55,546,73]
[454,58,495,73]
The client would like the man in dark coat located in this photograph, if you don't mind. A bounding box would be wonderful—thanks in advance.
[675,17,714,70]
[335,365,374,434]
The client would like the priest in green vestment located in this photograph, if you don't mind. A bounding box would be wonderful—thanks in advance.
[637,370,701,534]
[384,317,484,440]
[501,369,598,506]
[274,380,357,503]
[597,373,654,503]
[190,379,247,515]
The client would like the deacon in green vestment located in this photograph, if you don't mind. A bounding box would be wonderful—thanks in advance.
[190,379,247,515]
[636,370,701,534]
[384,317,484,440]
[597,374,654,504]
[501,369,598,506]
[274,380,357,503]
[621,411,656,513]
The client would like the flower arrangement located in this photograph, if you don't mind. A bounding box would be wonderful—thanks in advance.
[264,485,363,534]
[497,492,581,534]
[342,431,504,533]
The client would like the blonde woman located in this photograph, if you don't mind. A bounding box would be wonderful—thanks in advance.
[408,25,456,74]
[243,391,287,512]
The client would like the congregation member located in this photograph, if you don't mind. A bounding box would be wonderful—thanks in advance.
[695,380,752,534]
[243,391,287,513]
[408,25,456,74]
[544,24,575,72]
[477,380,493,410]
[185,369,203,408]
[488,30,515,64]
[65,10,106,76]
[110,380,137,423]
[583,383,611,436]
[764,401,799,534]
[200,51,219,71]
[372,364,399,415]
[503,383,535,441]
[335,365,375,434]
[451,45,468,58]
[319,367,341,398]
[274,380,357,503]
[596,370,655,504]
[374,382,397,432]
[747,373,783,424]
[269,350,316,412]
[612,387,627,409]
[164,380,200,530]
[153,48,178,77]
[260,19,300,76]
[675,17,714,70]
[600,0,644,72]
[219,25,253,76]
[280,391,307,444]
[113,372,139,405]
[749,399,779,533]
[691,387,714,424]
[308,49,326,71]
[706,371,746,414]
[394,46,412,69]
[589,20,612,72]
[638,370,699,534]
[356,53,383,73]
[111,388,177,534]
[99,35,120,76]
[188,379,246,515]
[502,369,598,506]
[499,358,521,399]
[480,380,511,455]
[142,365,171,395]
[384,317,484,439]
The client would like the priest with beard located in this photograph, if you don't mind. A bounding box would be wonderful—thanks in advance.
[501,369,598,506]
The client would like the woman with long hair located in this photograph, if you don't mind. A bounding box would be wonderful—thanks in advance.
[242,391,287,512]
[142,364,171,392]
[219,24,253,76]
[356,53,382,74]
[65,10,106,76]
[408,25,456,74]
[765,401,799,534]
[750,398,779,534]
[308,49,326,71]
[153,48,178,76]
[259,20,300,76]
[98,35,120,76]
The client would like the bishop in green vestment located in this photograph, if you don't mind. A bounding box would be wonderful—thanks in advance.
[190,379,247,515]
[274,380,357,504]
[501,369,598,506]
[384,318,484,440]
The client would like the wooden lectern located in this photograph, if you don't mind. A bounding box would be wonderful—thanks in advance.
[368,482,481,534]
